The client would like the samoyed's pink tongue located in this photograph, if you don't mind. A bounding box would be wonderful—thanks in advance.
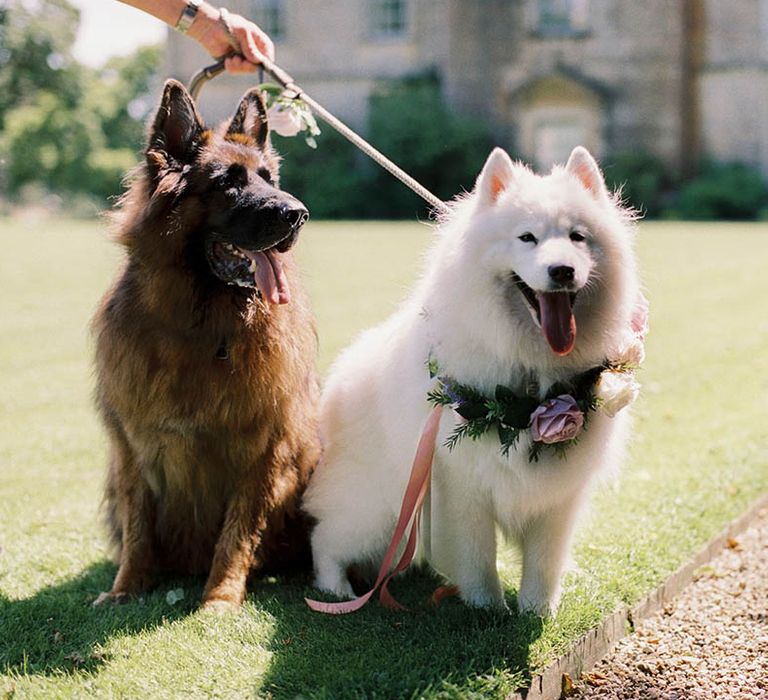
[537,291,576,356]
[248,249,291,305]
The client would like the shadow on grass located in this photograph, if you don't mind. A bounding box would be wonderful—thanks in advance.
[1,564,543,697]
[252,568,544,699]
[0,561,198,677]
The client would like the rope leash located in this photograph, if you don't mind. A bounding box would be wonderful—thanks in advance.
[188,13,450,217]
[190,14,453,613]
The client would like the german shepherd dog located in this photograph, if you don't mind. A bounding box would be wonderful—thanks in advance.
[92,80,321,611]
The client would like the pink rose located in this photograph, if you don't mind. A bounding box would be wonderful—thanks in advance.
[529,395,584,445]
[631,292,650,340]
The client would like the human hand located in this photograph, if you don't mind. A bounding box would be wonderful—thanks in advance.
[189,3,274,73]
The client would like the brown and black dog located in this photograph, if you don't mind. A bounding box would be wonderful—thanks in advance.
[91,80,321,611]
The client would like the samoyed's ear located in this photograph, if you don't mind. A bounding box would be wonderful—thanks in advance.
[565,147,608,200]
[476,148,517,206]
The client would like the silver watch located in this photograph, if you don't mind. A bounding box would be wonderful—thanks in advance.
[175,0,202,34]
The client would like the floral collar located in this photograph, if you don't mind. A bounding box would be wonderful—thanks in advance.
[425,293,648,462]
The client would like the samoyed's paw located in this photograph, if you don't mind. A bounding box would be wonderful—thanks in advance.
[460,582,508,611]
[313,559,355,599]
[314,576,355,599]
[517,589,560,618]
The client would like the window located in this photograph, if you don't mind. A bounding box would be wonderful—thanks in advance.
[370,0,408,38]
[250,0,285,41]
[535,0,589,37]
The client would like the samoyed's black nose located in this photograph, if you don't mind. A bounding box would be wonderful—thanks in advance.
[548,265,575,286]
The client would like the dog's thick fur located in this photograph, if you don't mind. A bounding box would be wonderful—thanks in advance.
[92,80,321,610]
[304,147,640,616]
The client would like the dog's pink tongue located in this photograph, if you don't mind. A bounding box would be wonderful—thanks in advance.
[250,250,291,305]
[537,292,576,356]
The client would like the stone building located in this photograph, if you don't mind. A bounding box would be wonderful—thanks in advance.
[168,0,768,176]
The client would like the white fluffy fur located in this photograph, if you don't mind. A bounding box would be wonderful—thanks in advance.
[304,147,640,615]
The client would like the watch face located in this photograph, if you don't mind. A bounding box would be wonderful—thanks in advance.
[176,1,200,33]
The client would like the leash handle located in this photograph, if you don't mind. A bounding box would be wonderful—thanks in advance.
[188,57,228,100]
[187,53,450,217]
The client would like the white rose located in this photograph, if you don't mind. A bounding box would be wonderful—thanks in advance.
[596,370,640,418]
[267,103,303,137]
[609,329,646,367]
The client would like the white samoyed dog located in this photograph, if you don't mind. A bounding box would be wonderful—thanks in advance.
[304,147,643,616]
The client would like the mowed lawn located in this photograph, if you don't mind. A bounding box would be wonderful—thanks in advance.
[1,216,767,699]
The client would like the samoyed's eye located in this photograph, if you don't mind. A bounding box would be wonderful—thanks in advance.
[518,232,538,244]
[569,231,586,243]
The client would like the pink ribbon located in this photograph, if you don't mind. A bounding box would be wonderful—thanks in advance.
[305,405,444,614]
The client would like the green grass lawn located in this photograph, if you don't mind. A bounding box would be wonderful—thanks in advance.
[1,216,767,699]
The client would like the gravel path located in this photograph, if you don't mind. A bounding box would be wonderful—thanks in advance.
[569,508,768,700]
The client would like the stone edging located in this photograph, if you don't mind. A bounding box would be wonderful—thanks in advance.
[511,493,768,700]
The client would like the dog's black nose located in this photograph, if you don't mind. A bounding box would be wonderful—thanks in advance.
[548,265,575,286]
[279,204,309,228]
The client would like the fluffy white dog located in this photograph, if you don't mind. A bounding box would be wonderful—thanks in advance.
[304,147,643,616]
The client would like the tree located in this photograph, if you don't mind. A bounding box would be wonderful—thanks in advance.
[364,75,494,218]
[0,0,83,129]
[86,46,162,151]
[0,0,161,204]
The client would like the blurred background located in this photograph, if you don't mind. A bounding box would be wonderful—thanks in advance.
[2,0,768,220]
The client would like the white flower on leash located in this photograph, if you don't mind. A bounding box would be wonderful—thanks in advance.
[596,370,640,417]
[267,103,303,138]
[260,83,322,147]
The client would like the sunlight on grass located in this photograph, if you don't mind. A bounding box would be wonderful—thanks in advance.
[1,216,766,698]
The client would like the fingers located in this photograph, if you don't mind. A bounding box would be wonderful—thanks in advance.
[223,54,256,74]
[228,13,274,66]
[191,5,275,73]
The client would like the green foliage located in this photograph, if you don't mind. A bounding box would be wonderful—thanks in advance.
[275,128,370,219]
[0,0,83,129]
[2,91,102,195]
[427,363,604,461]
[275,75,494,219]
[365,76,495,218]
[604,151,676,218]
[0,0,159,207]
[673,161,768,220]
[86,148,138,202]
[85,46,162,151]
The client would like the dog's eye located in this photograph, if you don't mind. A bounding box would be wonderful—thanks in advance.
[518,232,537,244]
[224,164,248,189]
[569,231,586,243]
[257,168,274,184]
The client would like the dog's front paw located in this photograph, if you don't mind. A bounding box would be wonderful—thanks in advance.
[517,590,560,618]
[460,584,508,611]
[200,597,241,614]
[92,591,133,607]
[314,577,355,600]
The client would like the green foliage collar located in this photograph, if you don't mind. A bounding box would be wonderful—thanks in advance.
[426,357,605,462]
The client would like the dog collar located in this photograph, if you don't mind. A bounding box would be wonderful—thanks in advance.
[426,356,607,462]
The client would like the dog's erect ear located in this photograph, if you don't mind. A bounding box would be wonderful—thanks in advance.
[227,88,269,146]
[476,148,517,206]
[147,80,204,172]
[565,147,608,200]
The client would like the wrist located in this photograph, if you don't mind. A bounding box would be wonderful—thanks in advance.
[185,2,227,55]
[174,0,201,34]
